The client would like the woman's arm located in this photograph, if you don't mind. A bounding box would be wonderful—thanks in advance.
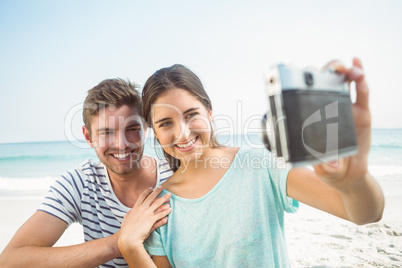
[287,167,384,224]
[153,256,173,268]
[118,186,172,267]
[287,58,384,225]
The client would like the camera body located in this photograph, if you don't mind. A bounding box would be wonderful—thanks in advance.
[261,64,357,166]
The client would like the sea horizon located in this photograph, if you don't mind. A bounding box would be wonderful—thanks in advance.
[1,129,401,199]
[0,127,401,145]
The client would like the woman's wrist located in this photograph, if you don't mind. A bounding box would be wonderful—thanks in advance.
[118,235,144,255]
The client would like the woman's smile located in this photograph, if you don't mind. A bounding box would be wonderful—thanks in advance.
[175,136,198,151]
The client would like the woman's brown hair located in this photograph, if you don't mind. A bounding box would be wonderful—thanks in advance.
[142,64,220,171]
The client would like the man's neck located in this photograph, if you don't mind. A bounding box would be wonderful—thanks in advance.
[107,156,157,208]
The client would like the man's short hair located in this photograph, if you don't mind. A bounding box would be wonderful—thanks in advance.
[83,78,142,133]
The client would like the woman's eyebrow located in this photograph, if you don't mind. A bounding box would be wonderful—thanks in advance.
[183,107,199,114]
[155,117,171,124]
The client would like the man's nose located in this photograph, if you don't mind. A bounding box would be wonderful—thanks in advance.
[115,132,128,150]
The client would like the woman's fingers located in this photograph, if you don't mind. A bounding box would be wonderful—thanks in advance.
[134,187,154,208]
[154,205,172,220]
[153,210,171,228]
[145,214,170,239]
[353,57,363,69]
[149,206,172,235]
[154,201,171,214]
[134,186,165,209]
[322,59,348,74]
[131,186,171,228]
[150,192,171,211]
[324,58,368,110]
[142,186,165,207]
[351,58,370,110]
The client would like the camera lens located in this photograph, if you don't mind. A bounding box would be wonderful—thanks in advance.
[304,72,314,86]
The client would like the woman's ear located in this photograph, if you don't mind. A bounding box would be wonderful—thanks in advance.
[208,109,213,121]
[152,125,158,139]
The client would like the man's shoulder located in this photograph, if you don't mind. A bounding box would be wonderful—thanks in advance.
[155,158,172,173]
[61,159,106,183]
[147,156,173,186]
[77,159,104,173]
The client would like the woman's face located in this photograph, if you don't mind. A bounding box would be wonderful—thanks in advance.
[152,88,212,163]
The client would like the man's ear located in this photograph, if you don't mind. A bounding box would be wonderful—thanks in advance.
[82,125,94,148]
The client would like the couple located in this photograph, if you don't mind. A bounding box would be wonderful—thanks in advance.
[0,59,384,267]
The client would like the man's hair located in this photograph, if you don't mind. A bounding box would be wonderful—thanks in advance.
[83,78,142,133]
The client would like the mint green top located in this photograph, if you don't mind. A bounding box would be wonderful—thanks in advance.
[145,147,299,267]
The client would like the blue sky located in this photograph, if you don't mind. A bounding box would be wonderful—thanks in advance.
[1,0,401,143]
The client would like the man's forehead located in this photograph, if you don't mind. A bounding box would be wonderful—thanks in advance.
[99,105,139,115]
[92,106,144,128]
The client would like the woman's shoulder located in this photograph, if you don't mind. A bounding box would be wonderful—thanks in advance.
[214,146,269,158]
[236,146,268,157]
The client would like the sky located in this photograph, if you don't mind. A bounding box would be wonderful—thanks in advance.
[0,0,401,143]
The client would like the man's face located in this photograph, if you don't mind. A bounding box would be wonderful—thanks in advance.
[84,105,146,176]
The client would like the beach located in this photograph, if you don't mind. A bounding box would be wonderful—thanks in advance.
[1,130,401,266]
[286,180,402,267]
[0,198,84,249]
[0,180,401,267]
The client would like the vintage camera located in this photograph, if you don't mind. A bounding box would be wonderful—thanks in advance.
[261,64,357,166]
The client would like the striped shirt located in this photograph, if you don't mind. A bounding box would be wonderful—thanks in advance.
[38,157,173,268]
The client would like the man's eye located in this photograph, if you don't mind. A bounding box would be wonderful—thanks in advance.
[100,131,115,135]
[128,128,141,132]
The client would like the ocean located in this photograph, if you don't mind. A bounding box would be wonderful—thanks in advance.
[0,129,401,199]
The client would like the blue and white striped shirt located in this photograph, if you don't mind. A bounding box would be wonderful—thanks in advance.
[39,157,173,268]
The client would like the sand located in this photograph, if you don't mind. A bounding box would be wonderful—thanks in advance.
[0,180,401,267]
[0,198,84,250]
[286,199,402,267]
[285,180,402,267]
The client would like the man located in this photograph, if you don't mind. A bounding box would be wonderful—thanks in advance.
[0,78,173,267]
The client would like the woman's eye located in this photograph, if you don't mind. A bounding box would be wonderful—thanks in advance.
[186,112,197,119]
[159,121,172,128]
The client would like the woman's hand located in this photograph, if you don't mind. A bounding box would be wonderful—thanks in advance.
[118,186,172,252]
[313,58,372,190]
[288,58,383,225]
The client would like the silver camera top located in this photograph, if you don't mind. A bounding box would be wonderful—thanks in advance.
[266,64,348,96]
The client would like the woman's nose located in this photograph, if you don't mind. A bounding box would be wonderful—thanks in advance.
[175,121,191,141]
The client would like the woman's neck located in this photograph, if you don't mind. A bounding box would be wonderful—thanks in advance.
[163,146,240,199]
[171,147,239,182]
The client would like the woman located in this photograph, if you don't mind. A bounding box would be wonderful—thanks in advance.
[118,59,384,267]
